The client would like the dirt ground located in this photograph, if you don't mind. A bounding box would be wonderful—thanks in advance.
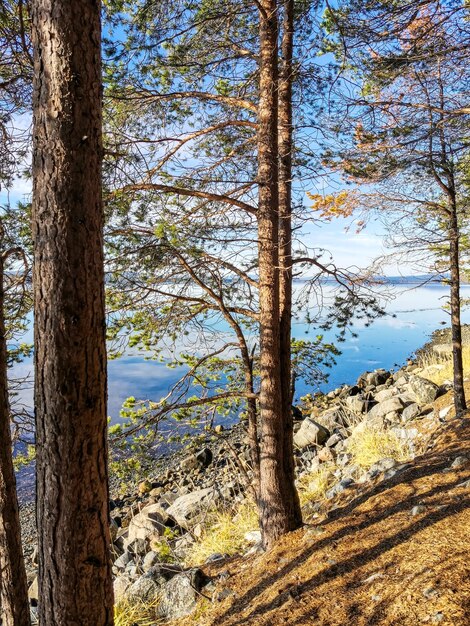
[174,402,470,626]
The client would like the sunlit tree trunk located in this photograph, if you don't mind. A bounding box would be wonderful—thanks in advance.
[448,194,466,415]
[278,0,302,529]
[31,1,114,624]
[257,0,302,551]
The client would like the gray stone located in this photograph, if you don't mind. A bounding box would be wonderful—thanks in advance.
[383,468,399,481]
[314,407,342,431]
[402,403,421,422]
[408,376,439,405]
[431,612,445,623]
[126,574,160,602]
[180,455,198,471]
[244,541,264,556]
[113,551,133,571]
[127,503,167,543]
[357,369,390,388]
[204,553,226,564]
[244,530,262,543]
[374,388,396,403]
[158,569,206,620]
[28,577,38,602]
[410,504,426,516]
[394,375,409,388]
[325,484,340,499]
[125,538,148,556]
[125,564,140,579]
[300,449,316,462]
[113,575,132,602]
[113,528,128,553]
[439,405,452,420]
[450,455,468,469]
[337,452,353,467]
[142,551,161,572]
[345,394,366,415]
[338,477,355,490]
[195,447,213,469]
[326,433,342,448]
[214,588,237,602]
[376,457,397,472]
[367,397,405,420]
[166,488,216,528]
[293,418,329,449]
[145,563,183,585]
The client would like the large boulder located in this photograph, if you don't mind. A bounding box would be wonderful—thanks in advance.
[402,403,421,422]
[166,488,216,528]
[367,396,405,420]
[125,574,160,603]
[124,564,182,603]
[181,447,213,472]
[408,375,440,405]
[357,369,390,388]
[344,394,367,416]
[293,418,330,449]
[314,408,343,431]
[374,388,397,403]
[158,569,206,620]
[127,503,167,544]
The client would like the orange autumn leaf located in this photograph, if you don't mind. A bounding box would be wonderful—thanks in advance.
[306,190,359,220]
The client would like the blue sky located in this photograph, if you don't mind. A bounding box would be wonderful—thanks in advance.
[1,169,404,275]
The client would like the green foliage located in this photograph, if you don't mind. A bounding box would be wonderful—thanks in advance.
[149,527,179,563]
[12,444,35,471]
[291,336,340,392]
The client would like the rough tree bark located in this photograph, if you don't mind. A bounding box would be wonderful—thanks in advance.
[278,0,302,529]
[0,244,31,626]
[448,194,466,415]
[257,0,302,551]
[31,1,114,624]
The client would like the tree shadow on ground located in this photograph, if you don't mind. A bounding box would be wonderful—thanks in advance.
[215,431,470,626]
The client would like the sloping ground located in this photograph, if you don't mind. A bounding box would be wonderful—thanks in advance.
[175,413,470,626]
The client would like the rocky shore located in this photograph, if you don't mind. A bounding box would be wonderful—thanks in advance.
[19,330,467,623]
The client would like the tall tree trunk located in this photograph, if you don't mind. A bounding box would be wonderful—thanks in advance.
[257,0,302,551]
[243,355,260,501]
[0,249,31,626]
[31,2,114,625]
[278,0,302,529]
[448,198,466,415]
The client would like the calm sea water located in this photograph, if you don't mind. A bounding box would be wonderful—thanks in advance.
[11,283,470,424]
[13,282,470,501]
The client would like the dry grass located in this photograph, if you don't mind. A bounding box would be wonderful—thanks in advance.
[347,424,413,469]
[417,345,470,385]
[114,596,161,626]
[185,499,259,567]
[174,414,470,626]
[297,465,335,505]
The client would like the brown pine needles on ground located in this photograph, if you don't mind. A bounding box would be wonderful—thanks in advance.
[173,394,470,626]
